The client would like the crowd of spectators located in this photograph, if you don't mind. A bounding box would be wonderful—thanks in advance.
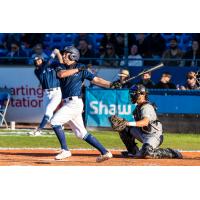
[0,33,200,66]
[116,68,200,90]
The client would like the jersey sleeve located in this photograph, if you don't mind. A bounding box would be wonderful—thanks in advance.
[141,104,157,122]
[55,64,65,73]
[82,70,95,81]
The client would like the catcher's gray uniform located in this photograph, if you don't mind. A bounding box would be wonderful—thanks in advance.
[130,103,163,149]
[119,101,182,159]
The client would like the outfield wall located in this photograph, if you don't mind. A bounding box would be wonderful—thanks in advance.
[0,65,200,134]
[85,89,200,133]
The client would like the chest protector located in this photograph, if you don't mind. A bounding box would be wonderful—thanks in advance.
[133,102,162,134]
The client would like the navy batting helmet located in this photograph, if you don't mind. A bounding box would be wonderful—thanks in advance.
[63,46,80,62]
[33,56,44,66]
[129,84,148,103]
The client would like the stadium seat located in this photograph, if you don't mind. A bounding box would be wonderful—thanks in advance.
[0,92,11,129]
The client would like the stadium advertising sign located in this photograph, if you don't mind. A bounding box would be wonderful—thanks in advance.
[0,66,44,123]
[85,89,135,127]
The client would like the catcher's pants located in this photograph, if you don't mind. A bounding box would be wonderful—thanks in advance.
[43,87,62,119]
[129,127,163,149]
[51,96,87,139]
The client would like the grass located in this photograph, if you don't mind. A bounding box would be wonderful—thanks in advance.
[0,130,200,150]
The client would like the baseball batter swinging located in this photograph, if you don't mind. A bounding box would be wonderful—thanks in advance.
[50,46,119,162]
[28,50,63,136]
[111,84,183,159]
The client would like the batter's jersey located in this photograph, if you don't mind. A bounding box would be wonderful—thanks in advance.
[56,63,95,99]
[34,61,60,89]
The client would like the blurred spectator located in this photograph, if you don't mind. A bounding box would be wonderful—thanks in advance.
[137,71,155,89]
[3,33,22,50]
[116,69,132,88]
[21,34,45,48]
[29,43,49,65]
[115,33,125,57]
[155,72,176,89]
[162,37,183,66]
[120,44,143,67]
[182,40,200,66]
[78,39,97,65]
[180,71,199,90]
[145,33,166,59]
[134,33,156,66]
[100,33,117,49]
[73,33,96,51]
[99,43,119,67]
[135,33,148,57]
[0,43,8,57]
[96,45,106,65]
[6,41,27,64]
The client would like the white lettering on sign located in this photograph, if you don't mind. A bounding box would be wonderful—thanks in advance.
[90,101,132,115]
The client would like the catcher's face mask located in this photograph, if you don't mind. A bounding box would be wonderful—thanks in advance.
[129,85,148,104]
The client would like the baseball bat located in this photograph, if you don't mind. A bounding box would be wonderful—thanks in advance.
[123,62,164,84]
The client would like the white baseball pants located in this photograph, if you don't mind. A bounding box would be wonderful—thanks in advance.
[51,96,87,139]
[44,87,62,119]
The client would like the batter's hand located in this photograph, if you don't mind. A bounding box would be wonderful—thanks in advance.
[110,81,122,89]
[50,49,60,59]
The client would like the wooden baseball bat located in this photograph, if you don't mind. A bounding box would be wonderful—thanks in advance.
[123,62,164,84]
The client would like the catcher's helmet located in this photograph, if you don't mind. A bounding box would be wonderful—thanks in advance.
[129,84,148,103]
[63,46,80,62]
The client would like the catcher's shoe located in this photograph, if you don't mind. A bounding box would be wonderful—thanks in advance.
[121,145,140,158]
[121,151,136,158]
[167,148,183,159]
[55,149,72,160]
[96,151,113,163]
[27,129,42,136]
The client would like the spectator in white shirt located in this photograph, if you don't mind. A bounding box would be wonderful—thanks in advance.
[120,44,143,67]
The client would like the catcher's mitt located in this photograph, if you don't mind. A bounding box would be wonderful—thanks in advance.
[108,115,128,132]
[110,81,122,89]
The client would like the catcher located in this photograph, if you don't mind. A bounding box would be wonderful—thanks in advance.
[109,84,183,159]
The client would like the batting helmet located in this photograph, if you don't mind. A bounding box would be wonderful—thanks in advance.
[129,84,148,103]
[63,46,80,62]
[33,56,44,66]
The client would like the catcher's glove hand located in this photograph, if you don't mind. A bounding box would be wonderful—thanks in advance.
[108,115,128,132]
[110,81,122,89]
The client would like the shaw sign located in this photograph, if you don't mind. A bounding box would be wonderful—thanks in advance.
[85,89,135,127]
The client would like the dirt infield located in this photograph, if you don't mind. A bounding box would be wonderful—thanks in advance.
[0,149,200,166]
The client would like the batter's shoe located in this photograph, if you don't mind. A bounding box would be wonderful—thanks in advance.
[96,151,113,162]
[27,129,42,136]
[55,149,72,160]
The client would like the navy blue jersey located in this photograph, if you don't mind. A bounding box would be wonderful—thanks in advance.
[56,63,95,98]
[34,61,60,89]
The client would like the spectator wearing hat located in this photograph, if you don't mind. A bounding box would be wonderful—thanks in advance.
[114,69,132,89]
[162,37,183,66]
[137,71,155,89]
[180,71,200,90]
[120,44,143,67]
[155,72,177,89]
